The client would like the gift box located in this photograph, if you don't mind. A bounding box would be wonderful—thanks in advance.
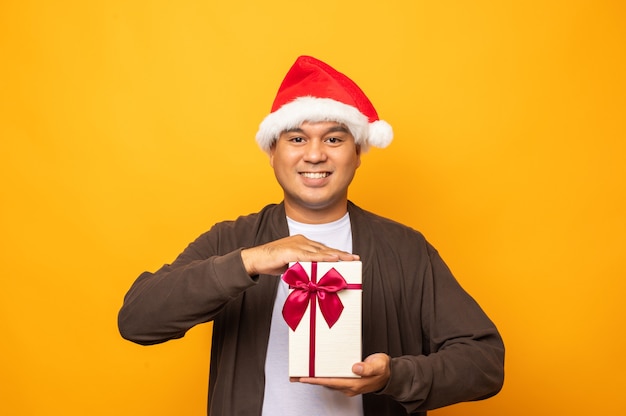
[282,261,362,378]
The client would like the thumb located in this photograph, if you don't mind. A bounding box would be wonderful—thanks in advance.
[353,353,390,377]
[352,362,366,376]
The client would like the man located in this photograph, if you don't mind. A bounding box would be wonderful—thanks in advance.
[118,55,504,415]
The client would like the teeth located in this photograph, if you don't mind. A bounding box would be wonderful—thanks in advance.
[301,172,329,179]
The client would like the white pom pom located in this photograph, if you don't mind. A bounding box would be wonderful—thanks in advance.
[368,120,393,148]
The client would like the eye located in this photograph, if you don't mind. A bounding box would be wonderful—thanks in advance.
[325,136,343,144]
[289,136,305,143]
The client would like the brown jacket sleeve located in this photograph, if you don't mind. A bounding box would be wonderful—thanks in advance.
[117,221,258,345]
[351,203,504,415]
[377,244,504,412]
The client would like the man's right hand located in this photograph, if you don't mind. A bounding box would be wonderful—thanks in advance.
[240,234,360,276]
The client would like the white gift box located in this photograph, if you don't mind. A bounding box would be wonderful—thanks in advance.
[282,261,362,378]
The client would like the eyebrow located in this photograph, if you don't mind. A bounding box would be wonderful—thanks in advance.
[282,125,351,135]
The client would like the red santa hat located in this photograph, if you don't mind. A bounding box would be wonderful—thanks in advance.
[255,55,393,153]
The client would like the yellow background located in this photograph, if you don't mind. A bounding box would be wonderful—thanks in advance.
[1,1,624,414]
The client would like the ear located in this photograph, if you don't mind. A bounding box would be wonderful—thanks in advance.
[269,143,276,168]
[355,145,362,168]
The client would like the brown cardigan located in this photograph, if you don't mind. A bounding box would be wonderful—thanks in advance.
[119,202,504,415]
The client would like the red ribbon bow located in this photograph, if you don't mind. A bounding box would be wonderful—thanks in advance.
[281,262,348,331]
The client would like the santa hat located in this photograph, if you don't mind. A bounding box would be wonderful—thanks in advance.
[255,55,393,153]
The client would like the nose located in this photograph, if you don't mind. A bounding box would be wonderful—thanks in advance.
[303,139,327,163]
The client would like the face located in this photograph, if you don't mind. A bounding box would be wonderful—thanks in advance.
[270,121,362,223]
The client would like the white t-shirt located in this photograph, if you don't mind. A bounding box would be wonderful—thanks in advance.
[261,213,364,416]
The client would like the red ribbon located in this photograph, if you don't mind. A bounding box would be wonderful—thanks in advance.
[281,262,350,331]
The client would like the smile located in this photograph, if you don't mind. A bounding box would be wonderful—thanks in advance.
[300,172,330,179]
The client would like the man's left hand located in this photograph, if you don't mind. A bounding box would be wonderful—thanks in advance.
[291,353,391,397]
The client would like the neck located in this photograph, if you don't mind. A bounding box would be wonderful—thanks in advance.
[284,201,349,224]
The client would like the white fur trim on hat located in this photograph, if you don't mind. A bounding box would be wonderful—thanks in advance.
[256,96,392,153]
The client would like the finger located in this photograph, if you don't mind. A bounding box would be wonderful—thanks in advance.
[303,378,365,397]
[362,353,390,374]
[308,250,360,261]
[303,376,363,387]
[352,361,381,377]
[352,363,365,376]
[297,377,347,387]
[294,251,358,263]
[297,238,353,255]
